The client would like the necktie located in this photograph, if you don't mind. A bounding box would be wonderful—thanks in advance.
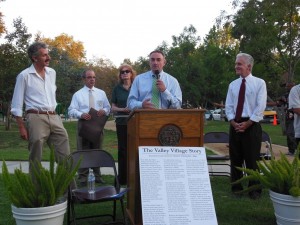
[152,76,160,108]
[235,78,246,121]
[89,90,95,109]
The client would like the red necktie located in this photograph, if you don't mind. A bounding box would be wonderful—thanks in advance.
[235,78,246,121]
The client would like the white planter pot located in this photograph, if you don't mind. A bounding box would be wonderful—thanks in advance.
[11,200,67,225]
[270,190,300,225]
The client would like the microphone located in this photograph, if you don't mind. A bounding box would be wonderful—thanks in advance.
[154,70,160,79]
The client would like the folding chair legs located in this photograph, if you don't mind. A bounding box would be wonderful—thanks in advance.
[67,201,77,225]
[120,199,127,225]
[113,200,117,221]
[68,200,127,225]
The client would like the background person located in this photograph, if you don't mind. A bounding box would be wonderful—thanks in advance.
[225,53,267,199]
[10,41,70,172]
[268,82,297,155]
[68,69,111,185]
[288,84,300,149]
[111,64,136,185]
[127,50,182,109]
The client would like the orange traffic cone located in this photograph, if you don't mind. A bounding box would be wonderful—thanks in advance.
[273,114,277,126]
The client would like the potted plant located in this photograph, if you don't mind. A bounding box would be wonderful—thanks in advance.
[1,148,80,225]
[233,145,300,225]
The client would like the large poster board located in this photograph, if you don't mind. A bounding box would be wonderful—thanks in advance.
[139,146,218,225]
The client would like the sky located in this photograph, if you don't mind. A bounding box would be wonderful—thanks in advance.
[0,0,233,66]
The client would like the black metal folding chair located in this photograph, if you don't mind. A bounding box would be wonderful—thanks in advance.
[260,130,272,160]
[204,132,231,177]
[67,149,128,225]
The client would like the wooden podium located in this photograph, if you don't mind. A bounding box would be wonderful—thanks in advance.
[126,109,205,225]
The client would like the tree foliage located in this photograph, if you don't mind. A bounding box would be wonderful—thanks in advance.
[0,18,31,103]
[0,0,6,37]
[87,57,119,102]
[232,0,300,82]
[41,33,86,62]
[2,1,300,112]
[200,24,239,107]
[49,48,85,110]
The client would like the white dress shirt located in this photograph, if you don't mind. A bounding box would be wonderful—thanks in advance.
[225,74,267,122]
[11,64,57,117]
[289,84,300,138]
[68,85,111,119]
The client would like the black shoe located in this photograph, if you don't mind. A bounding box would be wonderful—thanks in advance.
[249,191,261,200]
[231,185,243,193]
[286,152,295,156]
[119,181,127,186]
[231,187,243,197]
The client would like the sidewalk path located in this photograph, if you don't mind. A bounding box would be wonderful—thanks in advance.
[1,161,116,175]
[104,120,116,131]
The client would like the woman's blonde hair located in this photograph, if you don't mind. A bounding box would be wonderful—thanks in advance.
[118,64,136,84]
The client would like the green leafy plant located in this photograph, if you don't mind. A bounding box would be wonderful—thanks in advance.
[2,148,81,208]
[233,145,300,197]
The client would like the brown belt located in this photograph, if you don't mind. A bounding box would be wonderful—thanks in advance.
[26,109,56,115]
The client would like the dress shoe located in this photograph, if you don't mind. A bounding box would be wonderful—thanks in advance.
[231,186,243,193]
[286,151,295,156]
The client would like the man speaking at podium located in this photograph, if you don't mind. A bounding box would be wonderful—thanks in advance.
[127,50,182,109]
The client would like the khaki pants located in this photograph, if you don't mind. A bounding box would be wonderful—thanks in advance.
[26,113,70,173]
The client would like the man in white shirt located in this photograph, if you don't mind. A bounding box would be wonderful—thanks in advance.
[68,69,111,185]
[288,84,300,148]
[225,53,267,200]
[11,42,70,173]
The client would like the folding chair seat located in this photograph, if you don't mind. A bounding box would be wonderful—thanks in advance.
[67,149,128,225]
[204,131,230,160]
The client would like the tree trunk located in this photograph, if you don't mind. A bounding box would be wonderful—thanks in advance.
[5,102,11,131]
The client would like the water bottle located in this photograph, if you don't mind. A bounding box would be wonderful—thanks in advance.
[88,168,95,194]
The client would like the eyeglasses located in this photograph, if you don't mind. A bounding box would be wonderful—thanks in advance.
[120,70,131,75]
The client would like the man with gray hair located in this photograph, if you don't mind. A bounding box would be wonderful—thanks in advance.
[225,53,267,199]
[11,41,70,172]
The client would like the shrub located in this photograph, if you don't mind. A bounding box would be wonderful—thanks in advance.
[233,146,300,197]
[2,148,80,208]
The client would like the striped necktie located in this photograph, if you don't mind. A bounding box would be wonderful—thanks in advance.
[152,76,160,108]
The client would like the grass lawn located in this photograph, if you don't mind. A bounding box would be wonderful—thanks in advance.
[0,176,277,225]
[0,119,284,224]
[0,119,286,161]
[0,120,118,161]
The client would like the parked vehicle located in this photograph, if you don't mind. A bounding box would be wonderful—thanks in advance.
[205,110,213,120]
[211,108,227,121]
[261,107,279,124]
